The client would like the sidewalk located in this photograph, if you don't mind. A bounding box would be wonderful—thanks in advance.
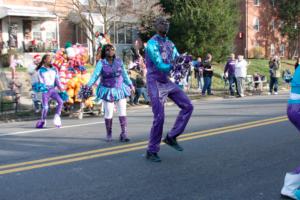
[0,87,289,123]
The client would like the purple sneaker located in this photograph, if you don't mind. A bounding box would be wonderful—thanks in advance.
[36,120,45,128]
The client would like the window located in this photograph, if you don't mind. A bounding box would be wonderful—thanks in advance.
[125,24,133,44]
[270,44,275,56]
[253,17,260,31]
[32,21,42,40]
[117,23,125,44]
[108,23,115,44]
[254,0,260,6]
[46,32,55,40]
[115,22,134,44]
[280,44,285,57]
[31,20,57,51]
[42,21,56,44]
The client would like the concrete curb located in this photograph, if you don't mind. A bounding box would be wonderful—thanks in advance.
[0,90,289,123]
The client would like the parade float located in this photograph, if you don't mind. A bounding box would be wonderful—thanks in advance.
[52,42,101,119]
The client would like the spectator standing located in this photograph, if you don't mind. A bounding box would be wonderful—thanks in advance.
[134,74,149,105]
[202,53,214,95]
[224,53,238,96]
[269,55,281,95]
[128,70,137,106]
[235,55,248,97]
[194,57,203,91]
[185,65,192,91]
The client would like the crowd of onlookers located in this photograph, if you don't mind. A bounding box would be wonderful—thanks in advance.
[187,53,249,97]
[127,56,150,106]
[190,53,299,98]
[5,48,300,115]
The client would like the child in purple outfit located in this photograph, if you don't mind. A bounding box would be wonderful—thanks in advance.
[35,54,63,128]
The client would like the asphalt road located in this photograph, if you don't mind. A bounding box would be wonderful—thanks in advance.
[0,93,298,200]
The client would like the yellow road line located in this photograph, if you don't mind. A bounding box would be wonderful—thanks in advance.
[179,118,287,142]
[0,141,148,170]
[0,116,286,170]
[0,116,288,175]
[179,115,287,138]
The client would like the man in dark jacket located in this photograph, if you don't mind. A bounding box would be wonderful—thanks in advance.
[224,53,238,96]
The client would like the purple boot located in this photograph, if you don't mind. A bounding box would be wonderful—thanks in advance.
[36,120,46,129]
[119,116,130,142]
[105,118,113,142]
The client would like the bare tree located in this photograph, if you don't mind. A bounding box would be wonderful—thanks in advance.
[65,0,163,64]
[135,1,165,41]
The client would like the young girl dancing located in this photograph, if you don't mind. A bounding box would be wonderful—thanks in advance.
[35,54,63,128]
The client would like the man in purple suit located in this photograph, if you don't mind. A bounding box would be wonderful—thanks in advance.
[145,17,194,162]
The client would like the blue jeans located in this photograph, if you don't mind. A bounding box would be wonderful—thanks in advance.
[269,77,278,93]
[196,75,204,90]
[228,75,238,96]
[134,87,149,104]
[202,76,212,95]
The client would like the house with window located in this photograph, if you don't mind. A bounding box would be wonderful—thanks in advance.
[0,0,141,66]
[234,0,290,58]
[71,0,140,62]
[0,0,79,67]
[0,4,59,53]
[74,13,138,62]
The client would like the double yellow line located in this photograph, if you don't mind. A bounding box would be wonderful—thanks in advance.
[0,116,287,175]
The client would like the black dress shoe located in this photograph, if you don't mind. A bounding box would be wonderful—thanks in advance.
[120,137,130,142]
[163,135,184,151]
[146,151,161,162]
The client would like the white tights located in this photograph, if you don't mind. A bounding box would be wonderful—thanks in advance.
[103,98,127,119]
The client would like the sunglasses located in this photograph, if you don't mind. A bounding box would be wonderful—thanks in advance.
[106,47,115,52]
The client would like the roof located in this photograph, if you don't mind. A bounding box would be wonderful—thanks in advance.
[0,5,56,19]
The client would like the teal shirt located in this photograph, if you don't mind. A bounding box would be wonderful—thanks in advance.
[288,65,300,104]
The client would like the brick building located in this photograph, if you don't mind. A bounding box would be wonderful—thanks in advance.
[235,0,292,58]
